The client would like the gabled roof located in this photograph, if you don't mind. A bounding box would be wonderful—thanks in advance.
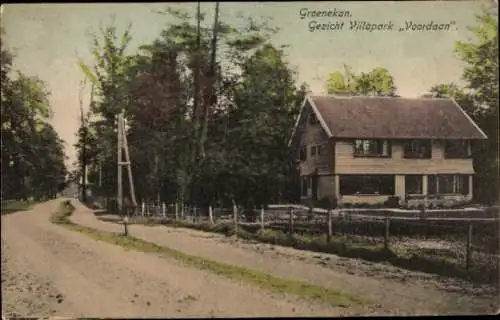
[288,95,487,146]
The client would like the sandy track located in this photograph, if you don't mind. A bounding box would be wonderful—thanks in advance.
[70,202,499,316]
[1,200,351,318]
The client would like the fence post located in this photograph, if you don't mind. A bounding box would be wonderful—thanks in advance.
[123,216,129,236]
[341,211,346,236]
[175,203,179,221]
[141,202,145,217]
[288,207,294,234]
[193,207,197,223]
[384,212,391,250]
[260,206,265,232]
[327,209,333,242]
[233,201,238,235]
[209,205,214,224]
[162,202,166,218]
[466,222,473,270]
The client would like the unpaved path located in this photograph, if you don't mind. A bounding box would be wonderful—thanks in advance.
[72,202,499,316]
[2,200,352,318]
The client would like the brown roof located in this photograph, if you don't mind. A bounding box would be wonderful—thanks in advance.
[309,95,487,139]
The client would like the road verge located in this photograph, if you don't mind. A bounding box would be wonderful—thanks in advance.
[51,200,365,309]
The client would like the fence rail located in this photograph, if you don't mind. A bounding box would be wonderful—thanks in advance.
[96,198,498,272]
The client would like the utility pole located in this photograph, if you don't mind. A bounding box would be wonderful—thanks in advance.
[79,80,87,203]
[117,111,123,214]
[121,116,137,210]
[117,110,137,215]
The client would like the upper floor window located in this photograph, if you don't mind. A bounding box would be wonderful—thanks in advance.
[309,113,320,125]
[444,140,470,158]
[404,140,432,159]
[299,146,307,161]
[310,144,322,157]
[353,139,391,157]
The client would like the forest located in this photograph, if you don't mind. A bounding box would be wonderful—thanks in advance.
[4,5,493,209]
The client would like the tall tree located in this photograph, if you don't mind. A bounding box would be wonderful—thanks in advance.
[430,8,498,204]
[1,29,67,200]
[77,23,136,200]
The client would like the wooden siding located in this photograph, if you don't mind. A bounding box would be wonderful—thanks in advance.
[334,140,474,174]
[317,175,335,202]
[298,103,333,176]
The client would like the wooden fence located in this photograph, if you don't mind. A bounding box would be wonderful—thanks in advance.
[132,201,499,270]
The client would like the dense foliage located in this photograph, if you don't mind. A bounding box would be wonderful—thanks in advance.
[76,5,498,210]
[430,8,499,205]
[1,28,67,200]
[76,6,307,209]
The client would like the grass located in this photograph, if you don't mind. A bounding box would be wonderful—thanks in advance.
[52,201,365,308]
[1,200,36,215]
[106,215,498,285]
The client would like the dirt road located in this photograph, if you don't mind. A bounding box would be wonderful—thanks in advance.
[74,203,499,316]
[1,200,346,318]
[2,200,498,317]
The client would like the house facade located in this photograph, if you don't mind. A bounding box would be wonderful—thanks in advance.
[288,95,488,208]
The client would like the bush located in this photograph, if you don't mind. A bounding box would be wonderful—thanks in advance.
[314,197,333,209]
[384,196,400,208]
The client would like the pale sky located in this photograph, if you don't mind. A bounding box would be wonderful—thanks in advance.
[1,1,490,168]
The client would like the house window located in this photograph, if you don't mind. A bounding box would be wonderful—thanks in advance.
[404,140,431,158]
[353,140,391,157]
[299,146,307,161]
[405,175,423,194]
[428,174,470,195]
[310,144,323,157]
[309,113,320,125]
[444,140,469,158]
[311,146,317,157]
[301,175,312,197]
[339,175,395,195]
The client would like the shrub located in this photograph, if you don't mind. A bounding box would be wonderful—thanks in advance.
[384,196,400,208]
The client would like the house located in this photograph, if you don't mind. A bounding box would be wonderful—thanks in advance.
[288,95,488,208]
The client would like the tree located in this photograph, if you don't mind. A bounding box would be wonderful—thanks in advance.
[430,8,498,204]
[1,28,67,200]
[222,44,307,208]
[325,65,397,96]
[77,23,136,200]
[77,5,308,211]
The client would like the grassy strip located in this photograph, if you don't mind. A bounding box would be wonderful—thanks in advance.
[1,200,37,215]
[105,216,498,285]
[52,201,364,308]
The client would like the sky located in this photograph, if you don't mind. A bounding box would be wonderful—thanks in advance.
[1,1,491,169]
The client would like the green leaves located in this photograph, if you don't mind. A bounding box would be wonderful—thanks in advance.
[325,65,397,96]
[1,35,66,200]
[78,62,99,86]
[431,9,498,205]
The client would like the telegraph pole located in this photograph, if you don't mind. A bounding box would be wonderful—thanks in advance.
[117,110,137,215]
[117,111,123,214]
[79,80,87,203]
[121,117,137,210]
